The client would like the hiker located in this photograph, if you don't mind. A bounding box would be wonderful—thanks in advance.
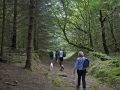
[49,51,53,61]
[55,50,59,63]
[73,51,87,90]
[59,49,64,71]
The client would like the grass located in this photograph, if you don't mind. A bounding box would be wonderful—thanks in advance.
[52,78,63,87]
[43,69,49,77]
[42,69,63,88]
[91,84,98,90]
[41,67,64,88]
[65,52,76,59]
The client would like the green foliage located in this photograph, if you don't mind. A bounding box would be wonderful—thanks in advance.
[106,76,120,87]
[106,67,120,86]
[92,52,111,61]
[108,67,120,77]
[91,84,98,90]
[69,88,74,90]
[95,69,108,78]
[33,53,40,61]
[43,70,49,77]
[89,56,120,88]
[89,66,97,75]
[52,78,62,87]
[37,50,50,61]
[108,59,120,67]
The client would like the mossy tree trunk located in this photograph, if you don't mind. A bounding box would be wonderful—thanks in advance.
[11,0,17,50]
[0,0,6,57]
[99,10,109,55]
[108,15,119,52]
[24,0,34,70]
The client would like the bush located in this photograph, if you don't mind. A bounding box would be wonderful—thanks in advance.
[92,52,111,61]
[108,67,120,77]
[108,59,120,67]
[89,52,120,89]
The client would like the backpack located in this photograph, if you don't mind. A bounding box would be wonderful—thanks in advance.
[55,51,59,56]
[83,58,90,69]
[63,51,66,57]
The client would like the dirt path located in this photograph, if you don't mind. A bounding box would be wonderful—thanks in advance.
[0,62,59,90]
[0,58,114,90]
[42,58,114,90]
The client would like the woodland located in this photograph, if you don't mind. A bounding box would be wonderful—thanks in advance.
[0,0,120,90]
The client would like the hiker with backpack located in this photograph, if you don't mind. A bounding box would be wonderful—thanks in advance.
[49,51,53,61]
[59,49,64,71]
[73,51,90,90]
[55,50,59,63]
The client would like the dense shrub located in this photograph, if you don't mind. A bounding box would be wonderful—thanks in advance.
[92,52,111,61]
[108,59,120,67]
[89,55,120,88]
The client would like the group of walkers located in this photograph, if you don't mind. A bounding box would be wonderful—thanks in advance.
[49,49,66,71]
[49,50,89,90]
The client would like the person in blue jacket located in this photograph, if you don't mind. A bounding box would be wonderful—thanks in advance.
[73,51,87,90]
[55,50,59,63]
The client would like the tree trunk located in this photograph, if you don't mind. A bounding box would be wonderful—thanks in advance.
[33,0,38,51]
[11,0,17,49]
[108,16,119,52]
[88,12,93,48]
[99,10,109,55]
[0,0,6,57]
[24,0,34,70]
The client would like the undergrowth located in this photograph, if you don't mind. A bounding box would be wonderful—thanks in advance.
[88,52,120,89]
[52,78,63,87]
[42,69,63,88]
[92,52,111,61]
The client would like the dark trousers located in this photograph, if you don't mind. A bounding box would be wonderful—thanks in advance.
[50,55,53,60]
[59,57,63,66]
[77,69,86,88]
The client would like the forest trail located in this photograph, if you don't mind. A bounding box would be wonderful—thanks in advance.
[42,58,113,90]
[0,57,114,90]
